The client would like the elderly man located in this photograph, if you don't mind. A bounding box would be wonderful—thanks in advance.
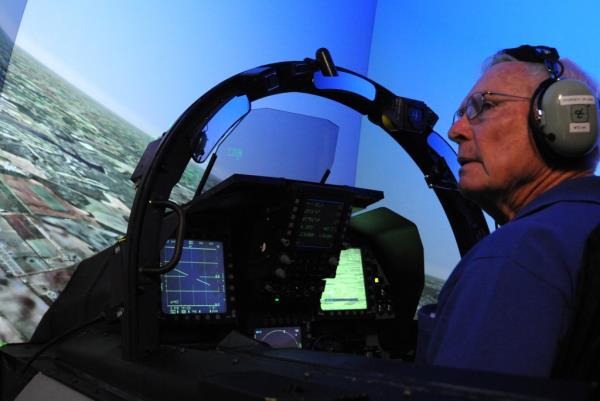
[417,46,600,377]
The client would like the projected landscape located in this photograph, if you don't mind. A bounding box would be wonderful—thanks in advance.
[0,28,11,92]
[420,274,445,307]
[0,46,205,344]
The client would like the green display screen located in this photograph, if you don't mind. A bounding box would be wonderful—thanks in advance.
[320,248,367,311]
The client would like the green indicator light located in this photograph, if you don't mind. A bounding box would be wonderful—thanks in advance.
[274,297,280,303]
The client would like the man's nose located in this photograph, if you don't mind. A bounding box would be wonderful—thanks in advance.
[448,115,471,145]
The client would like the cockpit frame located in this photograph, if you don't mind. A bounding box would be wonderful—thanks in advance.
[123,50,489,359]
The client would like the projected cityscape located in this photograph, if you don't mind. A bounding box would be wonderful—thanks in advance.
[0,46,206,344]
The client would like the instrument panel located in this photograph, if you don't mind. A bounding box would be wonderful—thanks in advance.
[155,174,422,356]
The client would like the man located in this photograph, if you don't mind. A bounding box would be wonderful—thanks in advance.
[417,46,600,377]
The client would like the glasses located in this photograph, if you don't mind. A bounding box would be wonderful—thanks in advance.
[452,91,530,125]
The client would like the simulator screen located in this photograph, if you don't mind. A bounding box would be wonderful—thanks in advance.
[160,240,227,315]
[320,248,367,311]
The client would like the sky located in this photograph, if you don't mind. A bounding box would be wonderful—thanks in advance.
[12,0,376,187]
[0,0,26,37]
[5,0,600,280]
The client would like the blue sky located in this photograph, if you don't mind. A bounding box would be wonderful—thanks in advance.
[14,0,376,186]
[0,0,26,38]
[8,0,600,279]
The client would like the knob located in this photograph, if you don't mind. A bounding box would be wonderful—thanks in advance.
[274,268,286,279]
[328,256,339,267]
[279,253,292,265]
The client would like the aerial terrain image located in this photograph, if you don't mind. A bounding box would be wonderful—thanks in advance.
[0,42,203,344]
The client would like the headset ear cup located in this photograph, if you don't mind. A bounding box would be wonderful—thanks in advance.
[529,79,558,164]
[529,79,599,161]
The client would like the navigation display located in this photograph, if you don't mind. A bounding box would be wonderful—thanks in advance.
[254,326,302,349]
[295,199,344,248]
[320,248,367,311]
[160,240,227,315]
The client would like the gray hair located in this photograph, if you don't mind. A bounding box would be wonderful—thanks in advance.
[484,51,599,99]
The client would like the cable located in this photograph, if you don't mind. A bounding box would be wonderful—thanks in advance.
[20,306,123,375]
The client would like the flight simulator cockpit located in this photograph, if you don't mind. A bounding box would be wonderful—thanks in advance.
[1,49,593,401]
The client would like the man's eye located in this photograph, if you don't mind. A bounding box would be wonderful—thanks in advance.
[481,101,496,111]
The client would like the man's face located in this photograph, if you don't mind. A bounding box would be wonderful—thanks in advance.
[448,62,547,206]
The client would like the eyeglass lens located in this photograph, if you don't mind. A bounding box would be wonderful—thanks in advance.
[453,93,483,125]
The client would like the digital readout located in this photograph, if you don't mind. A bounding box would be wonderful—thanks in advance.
[295,199,344,248]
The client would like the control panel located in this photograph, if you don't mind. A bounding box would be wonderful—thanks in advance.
[155,174,423,356]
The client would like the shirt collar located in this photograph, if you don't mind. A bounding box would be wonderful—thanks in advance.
[514,175,600,221]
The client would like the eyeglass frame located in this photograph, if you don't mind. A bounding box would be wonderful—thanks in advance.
[452,91,530,125]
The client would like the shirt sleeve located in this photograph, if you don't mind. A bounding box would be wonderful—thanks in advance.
[427,256,569,377]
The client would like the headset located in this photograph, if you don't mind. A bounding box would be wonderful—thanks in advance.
[503,45,599,162]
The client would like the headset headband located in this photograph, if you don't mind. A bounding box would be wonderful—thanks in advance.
[503,45,563,80]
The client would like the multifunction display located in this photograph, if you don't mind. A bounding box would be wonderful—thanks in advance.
[160,240,227,314]
[321,248,368,311]
[295,199,344,248]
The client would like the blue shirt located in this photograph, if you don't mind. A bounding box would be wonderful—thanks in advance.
[417,175,600,377]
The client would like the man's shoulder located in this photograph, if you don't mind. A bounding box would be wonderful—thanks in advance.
[489,175,600,255]
[462,192,600,297]
[516,175,600,220]
[479,200,600,257]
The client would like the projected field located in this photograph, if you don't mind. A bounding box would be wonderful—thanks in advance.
[320,248,367,311]
[160,240,227,314]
